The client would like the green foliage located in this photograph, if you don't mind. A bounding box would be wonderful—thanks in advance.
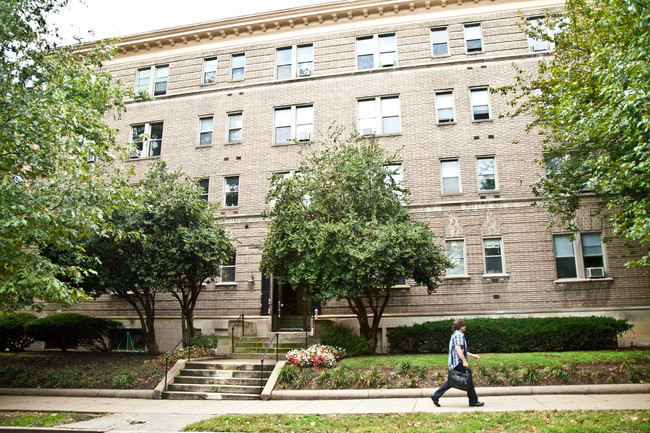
[320,324,370,356]
[278,364,299,384]
[0,411,101,428]
[498,0,650,267]
[387,316,633,353]
[190,334,219,349]
[25,313,123,351]
[0,0,135,310]
[261,129,451,352]
[112,373,137,388]
[0,312,37,351]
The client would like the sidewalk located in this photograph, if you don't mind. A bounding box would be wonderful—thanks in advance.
[0,386,649,433]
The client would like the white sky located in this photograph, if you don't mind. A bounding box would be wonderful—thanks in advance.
[51,0,339,43]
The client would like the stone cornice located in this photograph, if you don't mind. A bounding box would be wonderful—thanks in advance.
[75,0,559,55]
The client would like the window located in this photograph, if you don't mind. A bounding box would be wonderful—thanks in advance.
[224,176,239,207]
[483,238,504,274]
[137,65,168,96]
[435,91,455,123]
[358,96,400,135]
[227,112,243,143]
[220,252,236,283]
[357,34,397,70]
[446,240,466,276]
[274,105,313,144]
[553,233,605,279]
[477,157,497,191]
[385,163,403,199]
[198,116,213,146]
[130,122,163,158]
[441,159,460,193]
[276,44,314,79]
[431,27,449,56]
[470,88,490,120]
[203,58,218,84]
[230,53,245,80]
[199,178,209,201]
[464,24,483,52]
[527,17,552,52]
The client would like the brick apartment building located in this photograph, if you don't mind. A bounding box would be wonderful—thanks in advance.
[68,0,649,352]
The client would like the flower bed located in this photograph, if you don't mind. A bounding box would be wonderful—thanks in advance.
[286,344,345,369]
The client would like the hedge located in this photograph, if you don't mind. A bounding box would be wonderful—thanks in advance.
[0,312,37,352]
[26,313,124,352]
[387,316,633,353]
[320,324,370,356]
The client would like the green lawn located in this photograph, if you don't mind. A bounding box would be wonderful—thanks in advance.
[184,410,650,433]
[0,411,102,427]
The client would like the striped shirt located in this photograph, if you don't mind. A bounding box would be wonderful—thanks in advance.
[448,330,467,369]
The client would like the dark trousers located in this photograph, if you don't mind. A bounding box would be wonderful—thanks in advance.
[431,364,478,404]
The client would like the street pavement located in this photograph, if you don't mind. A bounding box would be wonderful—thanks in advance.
[0,387,649,432]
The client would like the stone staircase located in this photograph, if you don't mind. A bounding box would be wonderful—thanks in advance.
[162,359,274,400]
[231,335,316,359]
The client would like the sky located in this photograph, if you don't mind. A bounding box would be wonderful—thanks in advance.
[51,0,339,43]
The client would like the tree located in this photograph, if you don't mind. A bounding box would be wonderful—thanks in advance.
[498,0,650,267]
[0,0,133,310]
[74,162,235,352]
[260,130,451,353]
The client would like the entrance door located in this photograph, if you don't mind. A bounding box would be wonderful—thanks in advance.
[271,279,308,331]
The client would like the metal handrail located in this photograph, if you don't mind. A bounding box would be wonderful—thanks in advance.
[231,314,245,354]
[259,333,279,391]
[164,338,192,391]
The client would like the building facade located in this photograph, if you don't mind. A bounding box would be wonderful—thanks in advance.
[71,0,649,352]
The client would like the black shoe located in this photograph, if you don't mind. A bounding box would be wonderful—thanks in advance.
[431,396,440,407]
[469,401,485,407]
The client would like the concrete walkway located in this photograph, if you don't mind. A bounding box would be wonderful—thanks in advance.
[0,386,648,432]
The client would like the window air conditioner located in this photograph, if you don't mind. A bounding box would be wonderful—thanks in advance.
[586,267,605,278]
[362,128,375,136]
[381,60,396,67]
[532,40,548,51]
[129,149,142,158]
[86,154,96,163]
[297,132,312,142]
[298,66,312,76]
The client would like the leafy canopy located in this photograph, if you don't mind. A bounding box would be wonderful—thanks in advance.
[261,129,450,307]
[0,0,133,309]
[499,0,650,267]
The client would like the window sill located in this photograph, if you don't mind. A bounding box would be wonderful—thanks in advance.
[361,133,402,138]
[391,284,410,290]
[554,277,613,285]
[225,141,242,146]
[196,144,213,149]
[215,282,237,287]
[437,121,457,126]
[478,190,500,196]
[444,275,470,280]
[472,119,493,124]
[442,192,463,197]
[200,82,217,87]
[482,273,509,281]
[229,78,245,83]
[128,155,161,161]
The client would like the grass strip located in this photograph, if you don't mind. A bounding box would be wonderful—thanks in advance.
[0,411,102,427]
[184,410,650,433]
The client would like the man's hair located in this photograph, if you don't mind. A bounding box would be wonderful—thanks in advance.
[451,318,466,331]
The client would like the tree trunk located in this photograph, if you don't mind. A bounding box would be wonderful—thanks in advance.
[347,288,391,354]
[117,289,159,353]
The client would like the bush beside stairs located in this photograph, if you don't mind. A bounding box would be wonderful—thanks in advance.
[162,334,317,400]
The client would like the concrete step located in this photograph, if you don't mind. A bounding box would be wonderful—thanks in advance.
[174,376,266,386]
[162,391,261,400]
[229,352,287,360]
[184,361,275,371]
[181,369,271,379]
[167,383,262,394]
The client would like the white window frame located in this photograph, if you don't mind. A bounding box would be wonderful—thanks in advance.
[435,91,455,123]
[223,175,239,207]
[470,87,491,120]
[137,65,168,96]
[276,44,314,79]
[464,23,483,52]
[198,178,209,201]
[198,115,213,146]
[357,96,401,135]
[129,122,163,158]
[202,57,218,84]
[553,232,606,280]
[227,112,243,144]
[483,237,505,275]
[431,27,449,56]
[477,156,497,191]
[441,159,461,194]
[356,34,397,70]
[446,239,467,277]
[230,53,245,80]
[219,252,236,283]
[273,105,314,144]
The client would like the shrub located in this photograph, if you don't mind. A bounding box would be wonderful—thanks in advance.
[320,324,370,356]
[25,313,124,351]
[286,344,345,368]
[145,346,217,372]
[387,316,633,353]
[0,312,37,352]
[190,333,219,349]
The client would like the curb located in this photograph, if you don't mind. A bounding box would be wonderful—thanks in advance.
[269,383,650,400]
[0,388,155,399]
